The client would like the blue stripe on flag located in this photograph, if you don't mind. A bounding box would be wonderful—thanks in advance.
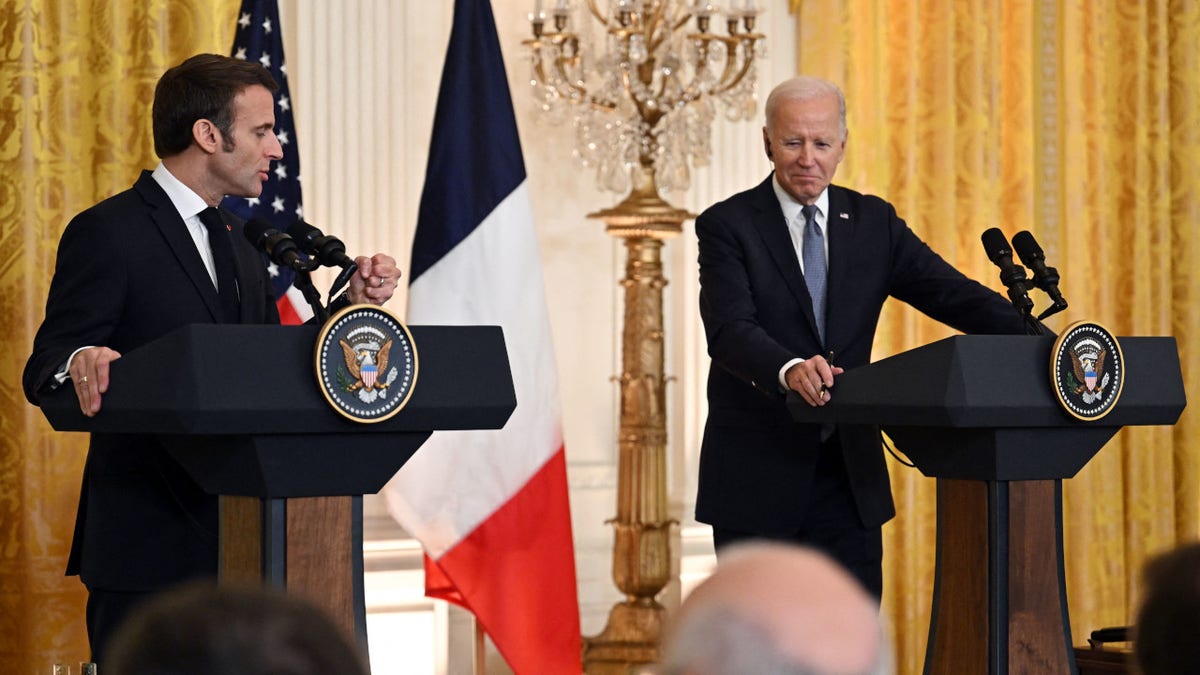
[410,0,526,283]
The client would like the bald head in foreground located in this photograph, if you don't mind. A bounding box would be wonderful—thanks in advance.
[661,543,893,675]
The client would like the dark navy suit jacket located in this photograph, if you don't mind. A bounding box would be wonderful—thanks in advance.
[23,171,279,590]
[695,176,1029,535]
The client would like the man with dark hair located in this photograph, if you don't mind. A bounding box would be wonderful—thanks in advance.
[23,53,398,664]
[106,583,369,675]
[1134,542,1200,674]
[152,53,281,157]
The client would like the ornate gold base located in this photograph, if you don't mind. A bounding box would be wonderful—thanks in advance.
[582,600,667,674]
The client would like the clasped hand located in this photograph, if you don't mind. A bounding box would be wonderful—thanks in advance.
[785,354,844,407]
[345,253,400,305]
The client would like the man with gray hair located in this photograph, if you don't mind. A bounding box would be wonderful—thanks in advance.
[660,542,893,675]
[694,75,1028,597]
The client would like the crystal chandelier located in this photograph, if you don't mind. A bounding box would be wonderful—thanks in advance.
[524,0,765,196]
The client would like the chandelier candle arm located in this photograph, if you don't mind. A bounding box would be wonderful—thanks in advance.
[525,0,763,195]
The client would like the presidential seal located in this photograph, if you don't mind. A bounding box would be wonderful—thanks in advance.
[1050,321,1124,421]
[315,304,417,423]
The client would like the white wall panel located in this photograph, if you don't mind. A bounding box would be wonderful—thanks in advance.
[282,0,450,314]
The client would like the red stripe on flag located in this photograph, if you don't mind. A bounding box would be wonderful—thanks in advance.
[424,448,581,674]
[275,295,304,325]
[422,554,459,604]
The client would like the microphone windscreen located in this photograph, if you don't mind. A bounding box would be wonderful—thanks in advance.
[243,218,276,248]
[286,219,322,244]
[1011,230,1044,264]
[980,227,1013,263]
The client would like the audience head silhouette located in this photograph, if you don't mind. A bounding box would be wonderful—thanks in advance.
[661,542,893,675]
[1135,541,1200,675]
[106,582,368,675]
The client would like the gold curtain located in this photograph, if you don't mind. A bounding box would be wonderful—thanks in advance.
[0,1,238,670]
[792,1,1200,673]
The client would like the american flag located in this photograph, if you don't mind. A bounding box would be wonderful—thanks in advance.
[221,0,312,324]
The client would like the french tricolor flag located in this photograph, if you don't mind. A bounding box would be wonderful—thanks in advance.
[383,0,582,673]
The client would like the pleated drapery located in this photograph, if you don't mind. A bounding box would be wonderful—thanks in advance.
[0,1,238,670]
[792,1,1200,673]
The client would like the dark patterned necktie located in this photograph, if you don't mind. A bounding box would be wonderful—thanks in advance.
[801,204,827,344]
[198,207,241,323]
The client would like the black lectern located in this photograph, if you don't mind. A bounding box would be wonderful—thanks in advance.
[788,335,1186,675]
[39,324,515,651]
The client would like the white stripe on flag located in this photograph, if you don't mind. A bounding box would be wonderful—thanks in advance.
[386,182,562,557]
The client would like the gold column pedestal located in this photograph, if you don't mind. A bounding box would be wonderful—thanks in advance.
[583,167,693,674]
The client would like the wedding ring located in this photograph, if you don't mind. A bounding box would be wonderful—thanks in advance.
[377,276,384,287]
[80,376,88,384]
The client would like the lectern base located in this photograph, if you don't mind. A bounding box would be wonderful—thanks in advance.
[924,479,1077,675]
[219,495,368,654]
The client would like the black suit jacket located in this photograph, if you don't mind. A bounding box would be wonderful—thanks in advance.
[23,171,279,590]
[695,176,1029,535]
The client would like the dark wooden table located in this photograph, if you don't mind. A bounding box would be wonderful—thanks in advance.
[1074,646,1133,675]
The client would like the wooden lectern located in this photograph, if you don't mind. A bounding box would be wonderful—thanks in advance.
[39,323,515,655]
[788,335,1186,675]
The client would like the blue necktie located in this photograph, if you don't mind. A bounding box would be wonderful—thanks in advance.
[801,204,827,344]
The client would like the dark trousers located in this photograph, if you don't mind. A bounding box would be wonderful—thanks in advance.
[86,587,156,668]
[712,436,883,599]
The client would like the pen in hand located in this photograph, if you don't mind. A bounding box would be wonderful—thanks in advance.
[818,351,835,399]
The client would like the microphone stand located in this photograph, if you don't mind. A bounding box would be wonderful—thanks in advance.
[982,229,1046,337]
[993,270,1042,336]
[292,268,329,323]
[1032,267,1068,322]
[1023,309,1044,336]
[1000,279,1043,336]
[327,261,359,304]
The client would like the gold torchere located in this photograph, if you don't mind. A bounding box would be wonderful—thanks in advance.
[523,1,763,670]
[583,167,690,672]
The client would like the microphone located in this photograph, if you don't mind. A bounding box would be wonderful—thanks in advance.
[243,219,308,272]
[980,227,1035,318]
[286,220,360,298]
[287,220,357,270]
[1012,230,1068,320]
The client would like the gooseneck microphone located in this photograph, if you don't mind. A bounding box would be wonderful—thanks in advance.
[287,220,357,269]
[244,219,330,322]
[243,219,310,272]
[981,227,1041,335]
[1011,230,1068,320]
[286,220,359,299]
